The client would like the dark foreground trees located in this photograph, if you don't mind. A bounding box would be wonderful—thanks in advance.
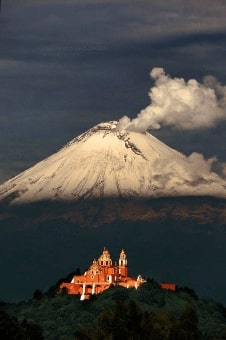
[3,281,226,339]
[0,309,44,340]
[75,299,202,340]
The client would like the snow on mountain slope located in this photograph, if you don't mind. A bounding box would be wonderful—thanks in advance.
[0,121,226,204]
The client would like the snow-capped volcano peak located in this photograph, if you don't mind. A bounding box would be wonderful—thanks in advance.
[0,121,226,204]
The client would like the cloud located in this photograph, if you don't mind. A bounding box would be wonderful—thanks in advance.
[117,67,226,132]
[221,163,226,178]
[151,151,222,191]
[181,153,217,182]
[203,75,226,110]
[5,0,226,45]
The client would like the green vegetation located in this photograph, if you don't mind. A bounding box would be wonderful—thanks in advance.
[0,305,43,339]
[75,298,202,339]
[1,280,226,339]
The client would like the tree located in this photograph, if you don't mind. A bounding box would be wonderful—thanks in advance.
[0,309,44,340]
[177,306,202,339]
[33,289,44,300]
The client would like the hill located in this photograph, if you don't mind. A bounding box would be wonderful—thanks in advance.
[2,280,226,339]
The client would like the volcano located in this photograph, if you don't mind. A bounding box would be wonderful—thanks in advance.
[0,121,226,204]
[1,121,226,303]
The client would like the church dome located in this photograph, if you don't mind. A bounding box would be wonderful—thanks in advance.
[98,247,112,266]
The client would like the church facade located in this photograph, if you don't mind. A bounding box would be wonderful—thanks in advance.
[60,248,146,300]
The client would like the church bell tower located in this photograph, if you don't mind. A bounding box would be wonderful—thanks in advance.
[118,249,128,277]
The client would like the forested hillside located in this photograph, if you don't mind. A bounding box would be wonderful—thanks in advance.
[1,280,226,339]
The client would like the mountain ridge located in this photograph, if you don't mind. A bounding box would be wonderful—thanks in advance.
[1,196,226,228]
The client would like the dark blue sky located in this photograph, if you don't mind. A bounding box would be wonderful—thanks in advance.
[0,0,226,183]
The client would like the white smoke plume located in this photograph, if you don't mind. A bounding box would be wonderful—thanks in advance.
[117,67,226,132]
[221,163,226,178]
